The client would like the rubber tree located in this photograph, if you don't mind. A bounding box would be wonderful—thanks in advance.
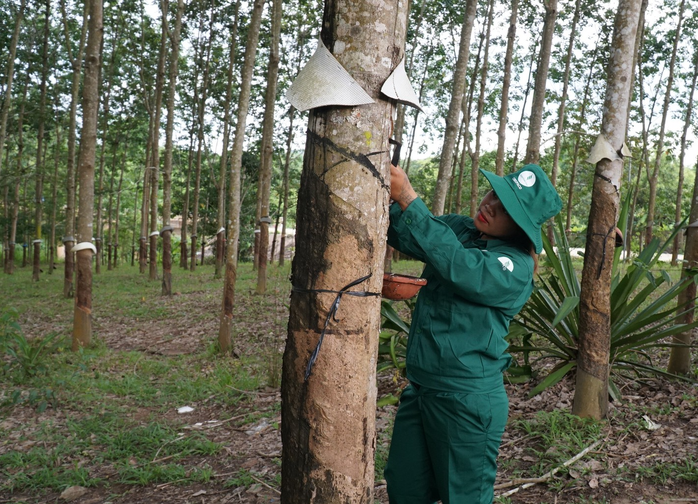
[0,1,26,271]
[431,0,477,216]
[667,42,698,375]
[32,0,51,283]
[280,0,408,500]
[255,0,282,294]
[73,0,103,351]
[523,0,557,166]
[218,0,266,353]
[645,0,685,247]
[60,0,89,297]
[161,0,184,295]
[214,0,241,279]
[495,0,518,176]
[572,0,642,420]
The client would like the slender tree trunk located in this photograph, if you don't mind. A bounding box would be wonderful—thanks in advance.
[573,0,641,420]
[161,0,183,295]
[548,0,581,243]
[256,0,283,294]
[667,52,698,373]
[219,0,266,352]
[148,1,169,282]
[112,146,126,268]
[0,0,26,183]
[566,41,601,232]
[279,109,295,266]
[432,0,477,215]
[645,0,685,246]
[7,79,28,275]
[214,0,241,279]
[495,0,518,176]
[32,0,51,283]
[511,38,537,171]
[190,11,215,272]
[672,48,698,266]
[523,0,557,165]
[61,0,89,298]
[49,123,62,274]
[73,0,103,351]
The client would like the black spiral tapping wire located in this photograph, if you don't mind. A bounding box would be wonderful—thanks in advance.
[292,273,380,381]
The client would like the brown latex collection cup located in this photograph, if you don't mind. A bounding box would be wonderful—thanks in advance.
[381,273,427,301]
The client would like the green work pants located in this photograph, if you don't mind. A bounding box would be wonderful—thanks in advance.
[384,383,508,504]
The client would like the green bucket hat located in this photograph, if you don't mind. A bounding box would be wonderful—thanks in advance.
[480,164,562,254]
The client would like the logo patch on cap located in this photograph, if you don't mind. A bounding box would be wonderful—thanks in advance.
[498,257,514,272]
[518,170,536,188]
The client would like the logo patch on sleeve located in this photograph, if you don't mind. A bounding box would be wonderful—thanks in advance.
[498,257,514,272]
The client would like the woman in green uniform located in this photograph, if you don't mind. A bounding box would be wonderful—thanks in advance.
[384,163,562,504]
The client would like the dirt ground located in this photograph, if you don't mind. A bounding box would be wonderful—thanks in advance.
[2,274,698,504]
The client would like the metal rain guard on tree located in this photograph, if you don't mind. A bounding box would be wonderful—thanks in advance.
[381,58,423,112]
[286,39,374,111]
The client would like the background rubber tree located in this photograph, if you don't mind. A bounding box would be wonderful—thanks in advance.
[161,0,184,296]
[431,0,476,216]
[572,0,642,420]
[280,0,408,500]
[255,0,282,294]
[72,0,103,351]
[218,0,266,353]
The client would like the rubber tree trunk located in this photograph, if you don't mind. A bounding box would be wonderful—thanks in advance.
[0,0,25,187]
[60,0,89,298]
[32,0,51,283]
[218,0,266,353]
[161,0,183,295]
[279,108,295,267]
[73,0,103,351]
[668,151,698,375]
[214,0,241,280]
[523,0,557,166]
[431,0,477,216]
[548,0,581,243]
[280,1,407,500]
[572,0,641,420]
[495,0,518,176]
[190,10,215,272]
[672,46,698,266]
[255,0,282,294]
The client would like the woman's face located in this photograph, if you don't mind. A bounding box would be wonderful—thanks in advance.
[474,190,521,240]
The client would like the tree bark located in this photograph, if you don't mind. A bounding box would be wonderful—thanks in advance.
[218,0,266,353]
[432,0,477,216]
[495,0,518,176]
[523,0,557,165]
[280,0,407,500]
[73,0,103,351]
[573,0,641,420]
[32,0,51,283]
[190,9,215,272]
[279,109,295,267]
[647,0,685,252]
[162,0,184,295]
[548,0,581,243]
[214,0,241,279]
[667,47,698,374]
[255,0,283,294]
[7,79,29,275]
[60,0,89,298]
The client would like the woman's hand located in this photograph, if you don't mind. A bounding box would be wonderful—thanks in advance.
[390,164,418,211]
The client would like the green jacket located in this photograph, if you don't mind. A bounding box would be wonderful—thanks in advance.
[388,198,534,392]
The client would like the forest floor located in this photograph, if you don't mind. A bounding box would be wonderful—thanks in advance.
[1,261,697,504]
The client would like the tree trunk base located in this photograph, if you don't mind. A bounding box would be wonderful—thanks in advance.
[72,304,92,350]
[572,367,608,420]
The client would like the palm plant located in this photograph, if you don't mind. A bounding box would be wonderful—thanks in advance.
[507,213,698,398]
